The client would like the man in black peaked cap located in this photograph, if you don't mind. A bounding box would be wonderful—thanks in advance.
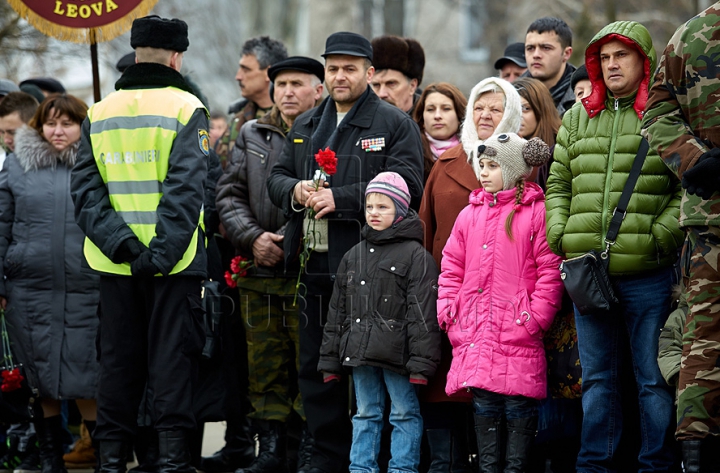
[267,31,424,473]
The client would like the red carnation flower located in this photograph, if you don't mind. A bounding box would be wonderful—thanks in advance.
[1,368,24,392]
[224,271,237,288]
[230,256,245,274]
[315,148,337,176]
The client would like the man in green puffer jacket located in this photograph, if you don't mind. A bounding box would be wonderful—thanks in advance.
[545,20,684,472]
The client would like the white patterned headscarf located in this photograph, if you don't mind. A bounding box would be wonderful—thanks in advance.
[460,77,522,180]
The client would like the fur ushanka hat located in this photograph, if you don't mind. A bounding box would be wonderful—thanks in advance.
[131,15,189,52]
[370,35,425,84]
[476,133,550,190]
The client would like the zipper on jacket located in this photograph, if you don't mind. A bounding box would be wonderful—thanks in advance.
[247,148,266,164]
[601,99,623,241]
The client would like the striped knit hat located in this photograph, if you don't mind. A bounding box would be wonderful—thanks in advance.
[365,172,411,223]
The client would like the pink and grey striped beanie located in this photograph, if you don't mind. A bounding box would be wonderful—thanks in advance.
[365,172,411,223]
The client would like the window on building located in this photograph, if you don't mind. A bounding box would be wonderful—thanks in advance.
[459,0,489,62]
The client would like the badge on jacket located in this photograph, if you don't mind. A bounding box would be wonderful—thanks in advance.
[198,129,210,156]
[361,137,385,152]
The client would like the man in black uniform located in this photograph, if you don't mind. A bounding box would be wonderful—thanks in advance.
[267,31,424,473]
[70,15,208,473]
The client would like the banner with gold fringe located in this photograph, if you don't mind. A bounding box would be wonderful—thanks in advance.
[7,0,159,43]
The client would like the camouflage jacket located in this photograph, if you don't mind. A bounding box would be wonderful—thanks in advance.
[642,3,720,227]
[215,100,260,168]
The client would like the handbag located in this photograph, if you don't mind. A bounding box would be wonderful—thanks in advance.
[544,294,582,399]
[560,138,649,315]
[0,310,37,423]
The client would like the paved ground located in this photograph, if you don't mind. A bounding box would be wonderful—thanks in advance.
[67,421,227,473]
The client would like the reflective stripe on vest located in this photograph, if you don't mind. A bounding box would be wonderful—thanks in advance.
[83,87,206,275]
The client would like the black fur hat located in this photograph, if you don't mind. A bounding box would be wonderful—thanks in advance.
[131,15,189,52]
[370,35,425,84]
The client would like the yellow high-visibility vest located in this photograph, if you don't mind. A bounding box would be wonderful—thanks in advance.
[83,86,206,275]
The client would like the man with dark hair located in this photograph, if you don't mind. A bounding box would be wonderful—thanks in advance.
[71,15,208,473]
[268,31,424,473]
[217,56,324,473]
[201,35,288,473]
[524,17,576,115]
[216,36,288,167]
[0,92,39,155]
[546,20,682,472]
[370,35,425,114]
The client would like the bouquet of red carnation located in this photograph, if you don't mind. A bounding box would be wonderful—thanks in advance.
[224,255,254,289]
[0,368,23,392]
[293,148,338,306]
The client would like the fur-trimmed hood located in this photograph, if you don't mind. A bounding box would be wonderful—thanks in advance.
[460,77,522,179]
[13,126,79,172]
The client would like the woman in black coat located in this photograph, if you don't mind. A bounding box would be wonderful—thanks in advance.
[0,95,99,473]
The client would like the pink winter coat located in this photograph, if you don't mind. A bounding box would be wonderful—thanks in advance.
[438,182,563,399]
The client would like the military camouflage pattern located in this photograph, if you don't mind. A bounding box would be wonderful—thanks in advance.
[677,226,720,439]
[237,277,304,422]
[215,101,261,168]
[642,2,720,227]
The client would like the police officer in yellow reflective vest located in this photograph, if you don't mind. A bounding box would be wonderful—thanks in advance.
[70,15,208,473]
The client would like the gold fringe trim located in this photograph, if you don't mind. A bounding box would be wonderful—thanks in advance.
[7,0,159,43]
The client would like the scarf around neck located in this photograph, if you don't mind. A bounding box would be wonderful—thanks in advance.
[426,133,460,160]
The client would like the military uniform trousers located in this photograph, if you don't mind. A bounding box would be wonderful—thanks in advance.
[95,275,204,441]
[678,226,720,439]
[237,277,304,422]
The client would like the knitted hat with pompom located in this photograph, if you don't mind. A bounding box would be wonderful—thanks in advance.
[475,133,550,190]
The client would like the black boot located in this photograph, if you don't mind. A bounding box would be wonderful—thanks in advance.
[234,421,286,473]
[129,428,159,473]
[450,423,473,473]
[474,416,502,473]
[426,429,451,473]
[683,440,701,473]
[98,441,131,473]
[200,421,255,473]
[35,416,67,473]
[295,423,313,473]
[157,431,194,473]
[504,417,537,473]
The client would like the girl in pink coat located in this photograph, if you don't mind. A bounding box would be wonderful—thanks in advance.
[438,133,563,473]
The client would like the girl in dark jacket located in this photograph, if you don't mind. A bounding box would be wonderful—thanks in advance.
[318,172,441,473]
[0,95,99,473]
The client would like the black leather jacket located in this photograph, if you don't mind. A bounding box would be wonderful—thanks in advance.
[216,108,289,277]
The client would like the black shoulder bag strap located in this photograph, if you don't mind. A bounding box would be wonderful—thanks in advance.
[602,138,650,256]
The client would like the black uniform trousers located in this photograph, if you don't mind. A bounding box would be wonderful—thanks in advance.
[299,255,352,473]
[95,275,204,441]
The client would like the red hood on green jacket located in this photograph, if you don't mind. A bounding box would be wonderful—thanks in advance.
[582,21,657,120]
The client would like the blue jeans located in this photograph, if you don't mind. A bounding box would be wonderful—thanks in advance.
[575,267,676,473]
[350,366,422,473]
[471,388,538,419]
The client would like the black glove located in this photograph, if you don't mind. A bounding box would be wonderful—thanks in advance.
[130,250,160,277]
[682,148,720,200]
[112,238,146,264]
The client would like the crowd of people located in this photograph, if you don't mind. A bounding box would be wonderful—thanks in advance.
[0,4,718,473]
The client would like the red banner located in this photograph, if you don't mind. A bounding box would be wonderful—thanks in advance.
[21,0,144,28]
[8,0,158,43]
